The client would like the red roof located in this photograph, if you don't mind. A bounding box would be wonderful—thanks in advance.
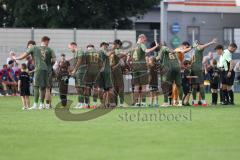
[168,0,236,6]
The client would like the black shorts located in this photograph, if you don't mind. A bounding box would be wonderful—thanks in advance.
[83,72,99,88]
[182,83,190,95]
[221,71,235,86]
[20,87,30,96]
[210,83,219,90]
[149,85,158,92]
[191,69,204,84]
[98,71,113,91]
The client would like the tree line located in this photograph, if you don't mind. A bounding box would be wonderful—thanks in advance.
[0,0,159,29]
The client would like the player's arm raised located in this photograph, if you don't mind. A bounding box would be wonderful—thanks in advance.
[197,38,217,50]
[145,41,159,54]
[155,45,169,61]
[182,47,192,54]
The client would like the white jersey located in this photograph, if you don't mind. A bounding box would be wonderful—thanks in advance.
[218,55,224,68]
[222,49,232,71]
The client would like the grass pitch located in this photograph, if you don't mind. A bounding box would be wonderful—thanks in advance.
[0,94,240,160]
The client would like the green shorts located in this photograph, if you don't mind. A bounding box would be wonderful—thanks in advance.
[83,70,100,87]
[34,70,48,88]
[111,67,124,87]
[98,70,113,90]
[161,68,181,86]
[132,62,148,86]
[75,71,85,88]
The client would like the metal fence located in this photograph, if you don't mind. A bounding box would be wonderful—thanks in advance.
[1,28,240,93]
[0,28,137,66]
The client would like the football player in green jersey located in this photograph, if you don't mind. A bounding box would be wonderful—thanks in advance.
[130,34,159,107]
[84,44,102,108]
[40,36,56,109]
[191,38,217,107]
[14,40,48,110]
[98,42,113,107]
[109,39,126,107]
[68,42,86,109]
[156,45,183,107]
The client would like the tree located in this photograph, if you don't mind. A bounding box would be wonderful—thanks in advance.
[0,0,13,27]
[1,0,160,29]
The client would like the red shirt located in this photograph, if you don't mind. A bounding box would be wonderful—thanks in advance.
[0,69,10,81]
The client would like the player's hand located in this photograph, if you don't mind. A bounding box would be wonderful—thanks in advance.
[12,56,17,60]
[100,67,104,72]
[112,66,116,71]
[70,70,76,76]
[227,71,232,78]
[155,41,159,47]
[211,38,218,44]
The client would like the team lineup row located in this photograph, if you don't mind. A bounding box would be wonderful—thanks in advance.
[13,34,238,109]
